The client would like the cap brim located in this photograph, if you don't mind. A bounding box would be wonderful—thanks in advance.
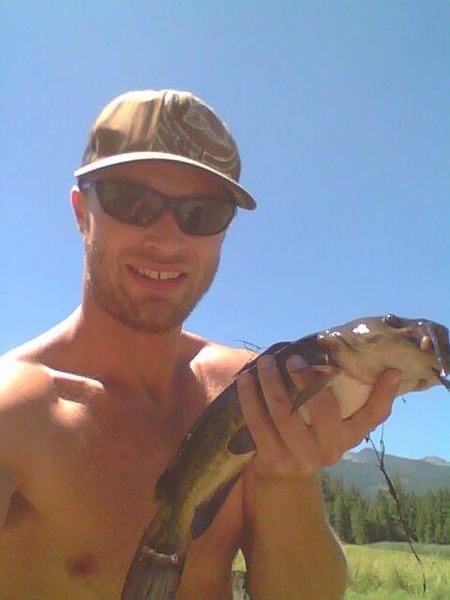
[74,151,256,210]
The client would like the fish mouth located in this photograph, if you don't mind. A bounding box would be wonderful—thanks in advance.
[414,320,450,390]
[419,321,450,380]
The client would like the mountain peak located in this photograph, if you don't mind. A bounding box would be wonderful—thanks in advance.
[421,456,450,467]
[343,448,382,463]
[329,448,450,499]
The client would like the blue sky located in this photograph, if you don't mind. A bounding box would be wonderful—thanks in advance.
[1,1,449,460]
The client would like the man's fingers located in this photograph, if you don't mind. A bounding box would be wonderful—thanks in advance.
[237,370,285,457]
[238,358,319,477]
[256,355,328,473]
[342,368,401,448]
[257,355,303,418]
[308,392,343,465]
[287,356,344,466]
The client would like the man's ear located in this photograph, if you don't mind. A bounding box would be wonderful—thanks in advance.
[71,185,88,234]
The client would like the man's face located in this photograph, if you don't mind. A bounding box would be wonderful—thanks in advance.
[77,161,232,334]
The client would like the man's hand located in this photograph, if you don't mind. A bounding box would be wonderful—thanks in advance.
[237,356,401,599]
[237,354,401,480]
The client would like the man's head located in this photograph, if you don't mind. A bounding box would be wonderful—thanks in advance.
[72,90,256,334]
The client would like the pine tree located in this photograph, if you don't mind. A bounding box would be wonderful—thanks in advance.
[320,471,335,516]
[404,491,419,541]
[442,508,450,544]
[418,491,435,543]
[350,496,370,544]
[369,490,389,541]
[333,492,352,543]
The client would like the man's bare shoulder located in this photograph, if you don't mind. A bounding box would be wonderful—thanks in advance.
[0,357,65,436]
[0,359,57,468]
[0,359,56,420]
[200,340,257,370]
[184,332,258,389]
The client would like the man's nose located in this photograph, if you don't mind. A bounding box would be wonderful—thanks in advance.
[141,210,187,250]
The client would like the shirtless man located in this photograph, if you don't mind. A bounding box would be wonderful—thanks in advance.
[0,90,400,599]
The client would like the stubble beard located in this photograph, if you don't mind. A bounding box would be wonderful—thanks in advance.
[84,240,219,334]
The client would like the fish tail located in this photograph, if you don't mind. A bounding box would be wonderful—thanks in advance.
[121,551,182,600]
[121,509,185,600]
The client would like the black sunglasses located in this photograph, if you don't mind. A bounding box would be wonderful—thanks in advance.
[80,180,236,236]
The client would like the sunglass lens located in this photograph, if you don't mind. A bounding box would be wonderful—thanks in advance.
[96,182,163,226]
[178,198,235,235]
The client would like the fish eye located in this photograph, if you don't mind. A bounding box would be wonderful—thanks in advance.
[383,314,404,329]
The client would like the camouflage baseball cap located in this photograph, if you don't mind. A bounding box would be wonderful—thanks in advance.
[74,89,256,209]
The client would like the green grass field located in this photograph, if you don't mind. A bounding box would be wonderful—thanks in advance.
[233,543,450,599]
[344,543,450,600]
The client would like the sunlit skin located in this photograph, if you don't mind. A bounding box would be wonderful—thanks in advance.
[0,158,400,599]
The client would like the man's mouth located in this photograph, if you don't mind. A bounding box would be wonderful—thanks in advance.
[129,265,185,281]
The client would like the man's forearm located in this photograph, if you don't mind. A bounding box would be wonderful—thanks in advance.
[246,473,347,600]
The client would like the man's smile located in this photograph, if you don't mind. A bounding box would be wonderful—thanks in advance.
[131,266,183,281]
[127,264,188,288]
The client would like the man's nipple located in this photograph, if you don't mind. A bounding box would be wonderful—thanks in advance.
[66,553,97,578]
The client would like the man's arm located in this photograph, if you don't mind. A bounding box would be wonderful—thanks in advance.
[238,354,401,600]
[0,467,16,529]
[0,362,27,533]
[241,470,347,600]
[0,360,53,530]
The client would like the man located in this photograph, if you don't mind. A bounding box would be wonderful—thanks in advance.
[0,90,400,599]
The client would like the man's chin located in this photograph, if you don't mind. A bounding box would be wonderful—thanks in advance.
[100,301,195,335]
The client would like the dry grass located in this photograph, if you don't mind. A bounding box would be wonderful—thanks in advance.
[232,544,450,599]
[344,544,450,600]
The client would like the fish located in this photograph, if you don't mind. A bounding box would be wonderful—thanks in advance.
[121,314,450,600]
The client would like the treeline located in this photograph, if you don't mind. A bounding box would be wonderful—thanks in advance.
[321,472,450,545]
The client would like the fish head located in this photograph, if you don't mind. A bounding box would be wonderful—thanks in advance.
[317,314,450,395]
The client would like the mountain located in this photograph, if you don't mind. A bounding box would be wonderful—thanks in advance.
[324,448,450,499]
[420,456,450,467]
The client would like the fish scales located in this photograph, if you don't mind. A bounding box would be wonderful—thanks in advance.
[121,314,450,600]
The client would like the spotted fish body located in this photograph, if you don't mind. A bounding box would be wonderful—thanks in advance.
[121,315,450,600]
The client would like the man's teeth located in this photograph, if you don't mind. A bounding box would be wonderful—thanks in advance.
[134,267,181,281]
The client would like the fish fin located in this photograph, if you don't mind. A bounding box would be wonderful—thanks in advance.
[154,467,177,503]
[227,426,256,455]
[261,341,291,356]
[191,473,241,540]
[291,376,333,413]
[236,342,290,376]
[121,509,185,600]
[121,553,182,600]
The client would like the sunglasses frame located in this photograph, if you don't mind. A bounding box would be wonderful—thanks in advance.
[79,179,237,236]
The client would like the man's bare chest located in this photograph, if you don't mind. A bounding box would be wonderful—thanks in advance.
[4,398,166,594]
[32,395,168,532]
[4,377,242,598]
